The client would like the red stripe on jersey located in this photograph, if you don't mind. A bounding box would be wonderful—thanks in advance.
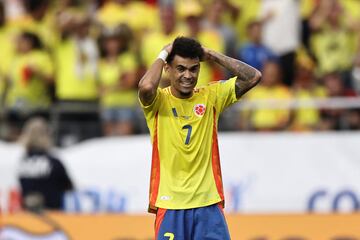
[149,112,160,212]
[155,208,167,239]
[211,108,225,202]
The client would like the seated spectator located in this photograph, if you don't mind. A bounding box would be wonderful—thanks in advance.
[238,20,277,71]
[97,24,138,136]
[241,60,293,131]
[321,72,360,130]
[291,55,326,131]
[18,117,73,210]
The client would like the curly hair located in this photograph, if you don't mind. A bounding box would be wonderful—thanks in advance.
[167,36,204,64]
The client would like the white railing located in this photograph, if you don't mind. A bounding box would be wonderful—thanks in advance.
[233,97,360,110]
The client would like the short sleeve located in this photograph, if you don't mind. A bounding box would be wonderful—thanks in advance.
[138,88,162,118]
[213,77,238,113]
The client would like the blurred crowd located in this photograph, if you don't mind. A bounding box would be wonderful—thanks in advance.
[0,0,360,145]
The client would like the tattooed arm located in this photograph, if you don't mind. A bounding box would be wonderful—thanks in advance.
[204,48,262,98]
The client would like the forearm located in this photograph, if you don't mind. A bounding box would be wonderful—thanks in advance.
[206,49,261,97]
[138,59,165,105]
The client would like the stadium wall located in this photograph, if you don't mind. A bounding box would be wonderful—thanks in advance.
[1,132,360,214]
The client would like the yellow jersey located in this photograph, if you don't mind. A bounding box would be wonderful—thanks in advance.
[6,50,53,110]
[98,52,137,107]
[54,39,98,100]
[140,77,238,212]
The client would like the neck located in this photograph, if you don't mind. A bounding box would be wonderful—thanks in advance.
[170,86,193,99]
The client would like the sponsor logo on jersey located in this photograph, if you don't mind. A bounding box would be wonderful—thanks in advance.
[160,195,172,201]
[194,104,206,117]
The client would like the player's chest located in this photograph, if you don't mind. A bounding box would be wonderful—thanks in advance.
[160,98,213,124]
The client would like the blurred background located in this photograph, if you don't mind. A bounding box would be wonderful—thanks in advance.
[0,0,360,239]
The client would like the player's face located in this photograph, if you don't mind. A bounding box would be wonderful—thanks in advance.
[167,55,200,98]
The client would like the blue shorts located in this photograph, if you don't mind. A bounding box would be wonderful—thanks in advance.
[155,203,231,240]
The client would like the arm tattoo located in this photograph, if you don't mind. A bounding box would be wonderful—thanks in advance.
[208,50,261,98]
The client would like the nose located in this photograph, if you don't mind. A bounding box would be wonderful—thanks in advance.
[184,70,192,79]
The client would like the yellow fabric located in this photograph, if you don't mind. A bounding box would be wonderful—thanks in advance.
[96,1,127,27]
[234,0,261,45]
[96,1,157,32]
[292,87,326,130]
[54,39,98,100]
[141,30,182,68]
[311,27,353,75]
[9,13,58,50]
[0,26,15,78]
[127,1,157,33]
[245,85,292,129]
[341,0,360,19]
[341,0,360,54]
[140,77,238,210]
[0,71,4,100]
[98,52,138,107]
[196,29,225,87]
[6,50,53,109]
[0,26,12,99]
[300,0,316,19]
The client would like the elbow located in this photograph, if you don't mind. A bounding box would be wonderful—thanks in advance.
[138,79,156,95]
[251,70,262,87]
[255,70,262,83]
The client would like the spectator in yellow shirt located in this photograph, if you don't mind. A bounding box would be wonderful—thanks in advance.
[291,56,326,131]
[4,31,54,140]
[97,24,139,136]
[17,0,58,51]
[242,60,293,131]
[309,0,356,77]
[54,12,98,101]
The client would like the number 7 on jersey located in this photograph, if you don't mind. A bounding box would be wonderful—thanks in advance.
[182,125,192,145]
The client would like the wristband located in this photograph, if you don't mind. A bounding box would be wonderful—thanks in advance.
[157,50,169,62]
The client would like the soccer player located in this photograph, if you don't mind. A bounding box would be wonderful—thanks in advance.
[138,36,261,239]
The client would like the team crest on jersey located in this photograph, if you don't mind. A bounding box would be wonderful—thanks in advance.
[194,104,206,117]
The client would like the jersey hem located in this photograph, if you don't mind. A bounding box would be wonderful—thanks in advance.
[153,198,223,211]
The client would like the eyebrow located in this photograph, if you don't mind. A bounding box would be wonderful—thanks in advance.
[176,63,200,69]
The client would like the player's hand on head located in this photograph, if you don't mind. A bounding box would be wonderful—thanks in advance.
[202,46,213,62]
[163,43,173,54]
